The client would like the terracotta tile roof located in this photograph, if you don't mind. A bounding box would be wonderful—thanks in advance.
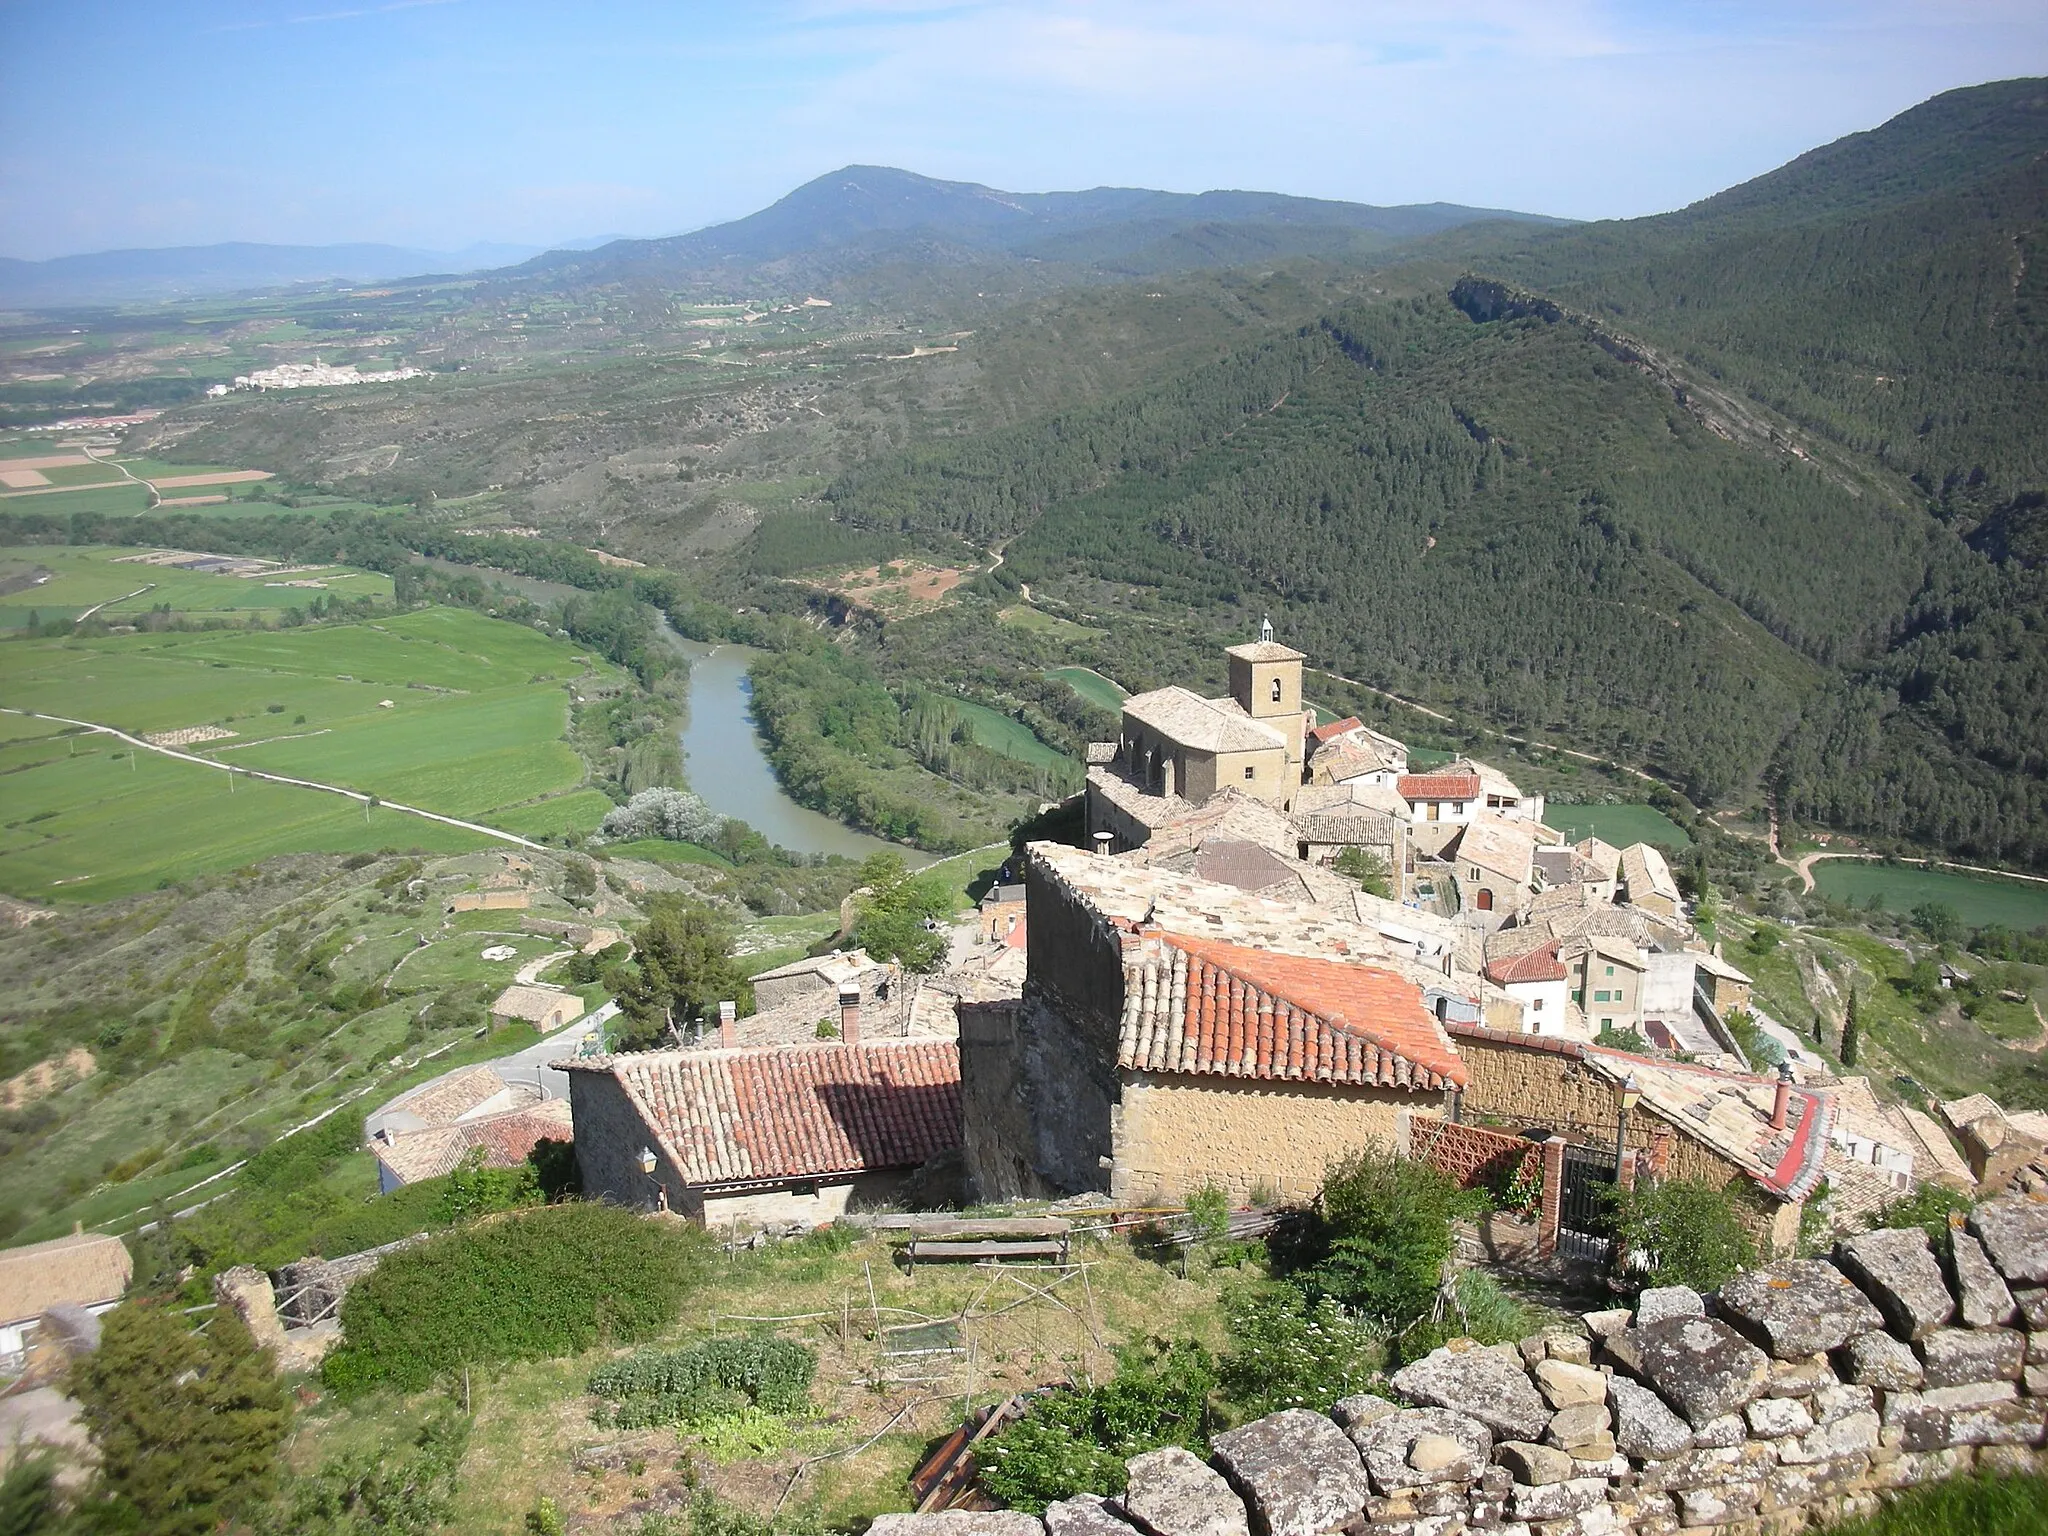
[1398,770,1481,802]
[0,1232,131,1325]
[1189,840,1302,894]
[1485,941,1567,985]
[1309,716,1364,745]
[1620,842,1682,904]
[491,984,585,1024]
[569,1041,960,1187]
[1225,640,1307,663]
[1123,686,1287,754]
[386,1065,510,1129]
[1118,931,1465,1090]
[373,1100,574,1187]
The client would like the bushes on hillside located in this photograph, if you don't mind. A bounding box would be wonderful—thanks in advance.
[1276,1148,1468,1333]
[321,1203,711,1397]
[1611,1178,1756,1292]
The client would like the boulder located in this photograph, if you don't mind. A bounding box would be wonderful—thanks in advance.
[1348,1406,1491,1492]
[1494,1440,1574,1486]
[1390,1342,1551,1441]
[1582,1308,1632,1340]
[1813,1382,1876,1424]
[1883,1381,2048,1451]
[1834,1228,1956,1339]
[1969,1196,2048,1286]
[2012,1285,2048,1331]
[1328,1393,1399,1432]
[1045,1499,1138,1536]
[1607,1376,1694,1461]
[1505,1476,1609,1521]
[1633,1286,1705,1325]
[1543,1331,1594,1366]
[1717,1259,1884,1359]
[1765,1354,1838,1397]
[1689,1413,1748,1449]
[1533,1359,1606,1410]
[1208,1410,1367,1536]
[1119,1448,1249,1536]
[1917,1326,2024,1388]
[1605,1316,1770,1426]
[1951,1231,2019,1328]
[1543,1404,1611,1449]
[870,1517,1043,1536]
[1840,1331,1923,1390]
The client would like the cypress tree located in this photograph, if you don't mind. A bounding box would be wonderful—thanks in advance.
[1841,991,1861,1067]
[1814,1011,1828,1047]
[68,1303,291,1536]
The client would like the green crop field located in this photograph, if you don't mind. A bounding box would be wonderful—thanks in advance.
[954,698,1072,770]
[1548,802,1693,849]
[1046,665,1128,712]
[491,788,615,837]
[0,605,623,898]
[0,483,152,516]
[1813,861,2048,931]
[0,544,393,628]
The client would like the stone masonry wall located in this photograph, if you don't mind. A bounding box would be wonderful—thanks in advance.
[872,1194,2048,1536]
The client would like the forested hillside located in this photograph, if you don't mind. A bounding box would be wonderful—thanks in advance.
[822,79,2048,867]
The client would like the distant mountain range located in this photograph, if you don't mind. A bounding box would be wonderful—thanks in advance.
[0,235,623,309]
[0,170,1567,309]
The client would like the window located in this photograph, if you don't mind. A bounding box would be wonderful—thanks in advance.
[1605,965,1615,976]
[1571,989,1583,1003]
[1531,998,1544,1011]
[1593,989,1610,1003]
[1270,678,1282,702]
[1243,765,1256,780]
[1468,866,1481,880]
[1427,803,1440,821]
[1600,1018,1614,1029]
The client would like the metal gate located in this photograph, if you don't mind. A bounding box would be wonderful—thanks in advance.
[1557,1145,1617,1265]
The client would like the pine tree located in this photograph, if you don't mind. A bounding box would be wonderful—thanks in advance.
[1841,991,1861,1067]
[69,1303,291,1536]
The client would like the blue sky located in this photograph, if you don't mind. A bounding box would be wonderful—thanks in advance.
[1,0,2043,259]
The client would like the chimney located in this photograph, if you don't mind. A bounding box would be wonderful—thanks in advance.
[1092,830,1114,858]
[838,982,861,1046]
[718,1000,736,1048]
[1772,1060,1794,1131]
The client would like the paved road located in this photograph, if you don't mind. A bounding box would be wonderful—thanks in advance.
[0,707,547,853]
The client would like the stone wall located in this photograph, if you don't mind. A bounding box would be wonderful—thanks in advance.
[1112,1074,1426,1206]
[879,1195,2048,1536]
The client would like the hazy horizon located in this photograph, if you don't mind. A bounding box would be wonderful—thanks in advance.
[2,1,2046,262]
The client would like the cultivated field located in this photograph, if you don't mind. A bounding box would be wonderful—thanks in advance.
[1547,801,1693,849]
[0,605,620,898]
[1813,860,2048,930]
[1045,664,1128,712]
[0,544,394,628]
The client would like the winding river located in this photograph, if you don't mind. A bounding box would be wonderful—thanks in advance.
[416,558,922,862]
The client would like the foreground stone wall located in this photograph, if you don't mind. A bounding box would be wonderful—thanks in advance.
[877,1194,2048,1536]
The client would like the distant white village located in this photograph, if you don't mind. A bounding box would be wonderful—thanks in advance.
[207,361,428,395]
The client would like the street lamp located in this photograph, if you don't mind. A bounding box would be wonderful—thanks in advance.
[637,1146,667,1212]
[1614,1073,1641,1176]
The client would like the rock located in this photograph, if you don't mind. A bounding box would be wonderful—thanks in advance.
[1505,1477,1609,1521]
[1951,1231,2019,1328]
[1209,1410,1367,1536]
[1813,1382,1876,1424]
[1405,1435,1464,1477]
[1689,1412,1748,1449]
[1780,1409,1881,1464]
[1328,1393,1399,1432]
[2025,1364,2048,1396]
[1834,1227,1956,1340]
[1841,1331,1924,1390]
[1718,1259,1885,1359]
[1543,1332,1594,1366]
[871,1516,1043,1536]
[2013,1285,2048,1331]
[1391,1343,1551,1442]
[1565,1432,1616,1463]
[1744,1396,1814,1437]
[1765,1354,1839,1397]
[1633,1286,1704,1325]
[1045,1499,1138,1536]
[1582,1308,1632,1340]
[1542,1403,1611,1449]
[1674,1482,1762,1525]
[1533,1359,1606,1410]
[1604,1316,1770,1426]
[1607,1376,1694,1460]
[1917,1326,2025,1388]
[1884,1381,2048,1451]
[1348,1407,1491,1492]
[1969,1196,2048,1285]
[1119,1448,1249,1536]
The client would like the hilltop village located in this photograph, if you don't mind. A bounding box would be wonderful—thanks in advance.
[330,630,2003,1267]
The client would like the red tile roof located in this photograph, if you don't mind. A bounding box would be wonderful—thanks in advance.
[373,1100,574,1185]
[1309,716,1364,745]
[1398,771,1482,801]
[602,1042,960,1186]
[1485,942,1568,985]
[1118,932,1465,1090]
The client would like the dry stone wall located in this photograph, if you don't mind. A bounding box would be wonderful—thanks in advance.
[894,1195,2048,1536]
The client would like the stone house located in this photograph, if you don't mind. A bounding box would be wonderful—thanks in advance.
[1447,1022,1832,1253]
[1303,718,1408,788]
[1620,842,1685,922]
[958,843,1471,1206]
[490,983,585,1032]
[1694,949,1755,1013]
[371,1099,573,1193]
[1398,765,1484,856]
[557,1040,961,1230]
[1445,818,1540,921]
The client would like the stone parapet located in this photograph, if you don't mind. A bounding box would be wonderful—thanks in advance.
[880,1195,2048,1536]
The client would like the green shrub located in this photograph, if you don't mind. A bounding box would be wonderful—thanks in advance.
[979,1339,1216,1512]
[261,1413,469,1535]
[1875,1183,1973,1255]
[1446,1270,1533,1346]
[1278,1150,1468,1332]
[588,1333,818,1428]
[1216,1283,1382,1420]
[1611,1179,1756,1292]
[321,1203,711,1397]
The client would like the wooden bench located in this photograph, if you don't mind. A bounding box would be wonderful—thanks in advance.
[903,1237,1069,1273]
